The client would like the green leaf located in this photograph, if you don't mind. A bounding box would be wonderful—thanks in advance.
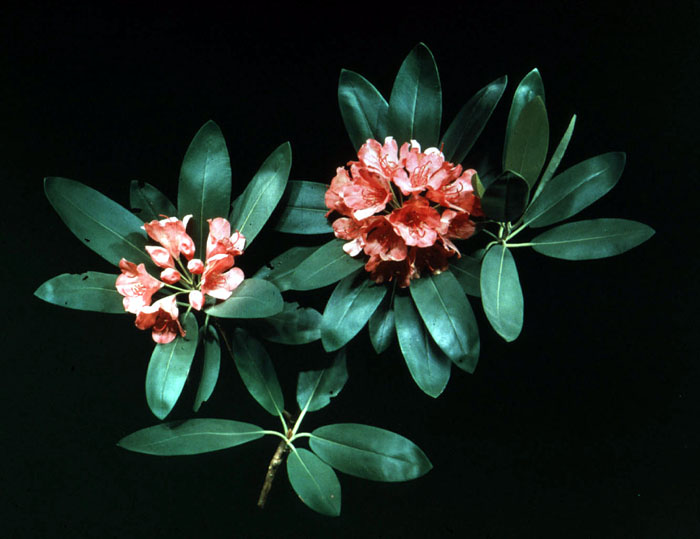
[229,142,291,246]
[503,68,545,167]
[409,272,479,372]
[480,245,523,342]
[273,180,333,235]
[504,96,549,188]
[230,328,284,417]
[296,349,348,412]
[193,324,221,413]
[177,121,232,255]
[394,295,451,398]
[145,312,200,420]
[286,239,365,291]
[129,180,177,222]
[287,448,341,517]
[44,177,151,267]
[442,75,507,164]
[117,419,265,456]
[368,296,395,354]
[205,278,283,319]
[480,170,530,223]
[531,114,576,203]
[260,302,322,345]
[387,43,442,146]
[310,423,432,482]
[338,69,389,150]
[522,152,626,228]
[34,272,124,313]
[321,272,387,352]
[530,218,655,260]
[254,246,319,292]
[448,253,482,297]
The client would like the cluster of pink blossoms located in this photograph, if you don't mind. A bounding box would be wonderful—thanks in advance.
[325,137,482,287]
[116,216,245,343]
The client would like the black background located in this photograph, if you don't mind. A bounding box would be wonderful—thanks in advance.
[4,2,699,537]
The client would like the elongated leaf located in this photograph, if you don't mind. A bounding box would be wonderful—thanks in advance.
[504,96,549,188]
[394,295,451,398]
[368,296,395,354]
[531,114,576,203]
[205,278,283,319]
[229,142,291,245]
[409,272,479,372]
[287,239,365,291]
[449,254,482,297]
[387,43,442,146]
[481,170,530,222]
[321,272,387,352]
[177,121,232,254]
[296,349,348,412]
[287,448,341,517]
[260,302,322,345]
[44,177,150,267]
[145,312,199,420]
[310,423,432,482]
[230,328,284,417]
[531,218,654,260]
[503,68,545,167]
[442,75,507,164]
[338,69,389,150]
[193,324,221,412]
[254,246,319,292]
[117,419,265,456]
[480,245,523,342]
[522,152,626,228]
[34,272,124,313]
[129,180,177,222]
[273,180,332,235]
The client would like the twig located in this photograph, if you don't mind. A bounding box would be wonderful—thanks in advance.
[257,429,292,509]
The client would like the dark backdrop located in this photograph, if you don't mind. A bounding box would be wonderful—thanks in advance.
[4,2,698,537]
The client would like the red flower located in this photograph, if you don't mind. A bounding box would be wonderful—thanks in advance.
[388,196,442,248]
[134,295,185,344]
[143,215,196,261]
[325,137,481,286]
[115,259,164,314]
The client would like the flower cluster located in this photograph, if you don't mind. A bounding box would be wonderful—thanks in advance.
[325,137,482,287]
[116,216,246,343]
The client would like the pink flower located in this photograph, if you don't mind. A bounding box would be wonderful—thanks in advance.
[357,137,407,186]
[134,295,185,344]
[201,254,245,300]
[325,167,355,218]
[206,218,246,260]
[188,290,204,311]
[341,165,393,220]
[143,215,196,261]
[116,259,164,314]
[426,168,480,213]
[388,196,442,248]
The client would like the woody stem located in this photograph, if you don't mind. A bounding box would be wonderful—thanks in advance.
[257,418,294,509]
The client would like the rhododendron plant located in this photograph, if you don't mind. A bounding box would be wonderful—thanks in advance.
[34,44,654,519]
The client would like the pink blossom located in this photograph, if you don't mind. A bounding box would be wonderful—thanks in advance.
[143,215,196,261]
[206,218,246,260]
[200,254,245,300]
[134,295,185,344]
[115,259,164,314]
[388,196,442,248]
